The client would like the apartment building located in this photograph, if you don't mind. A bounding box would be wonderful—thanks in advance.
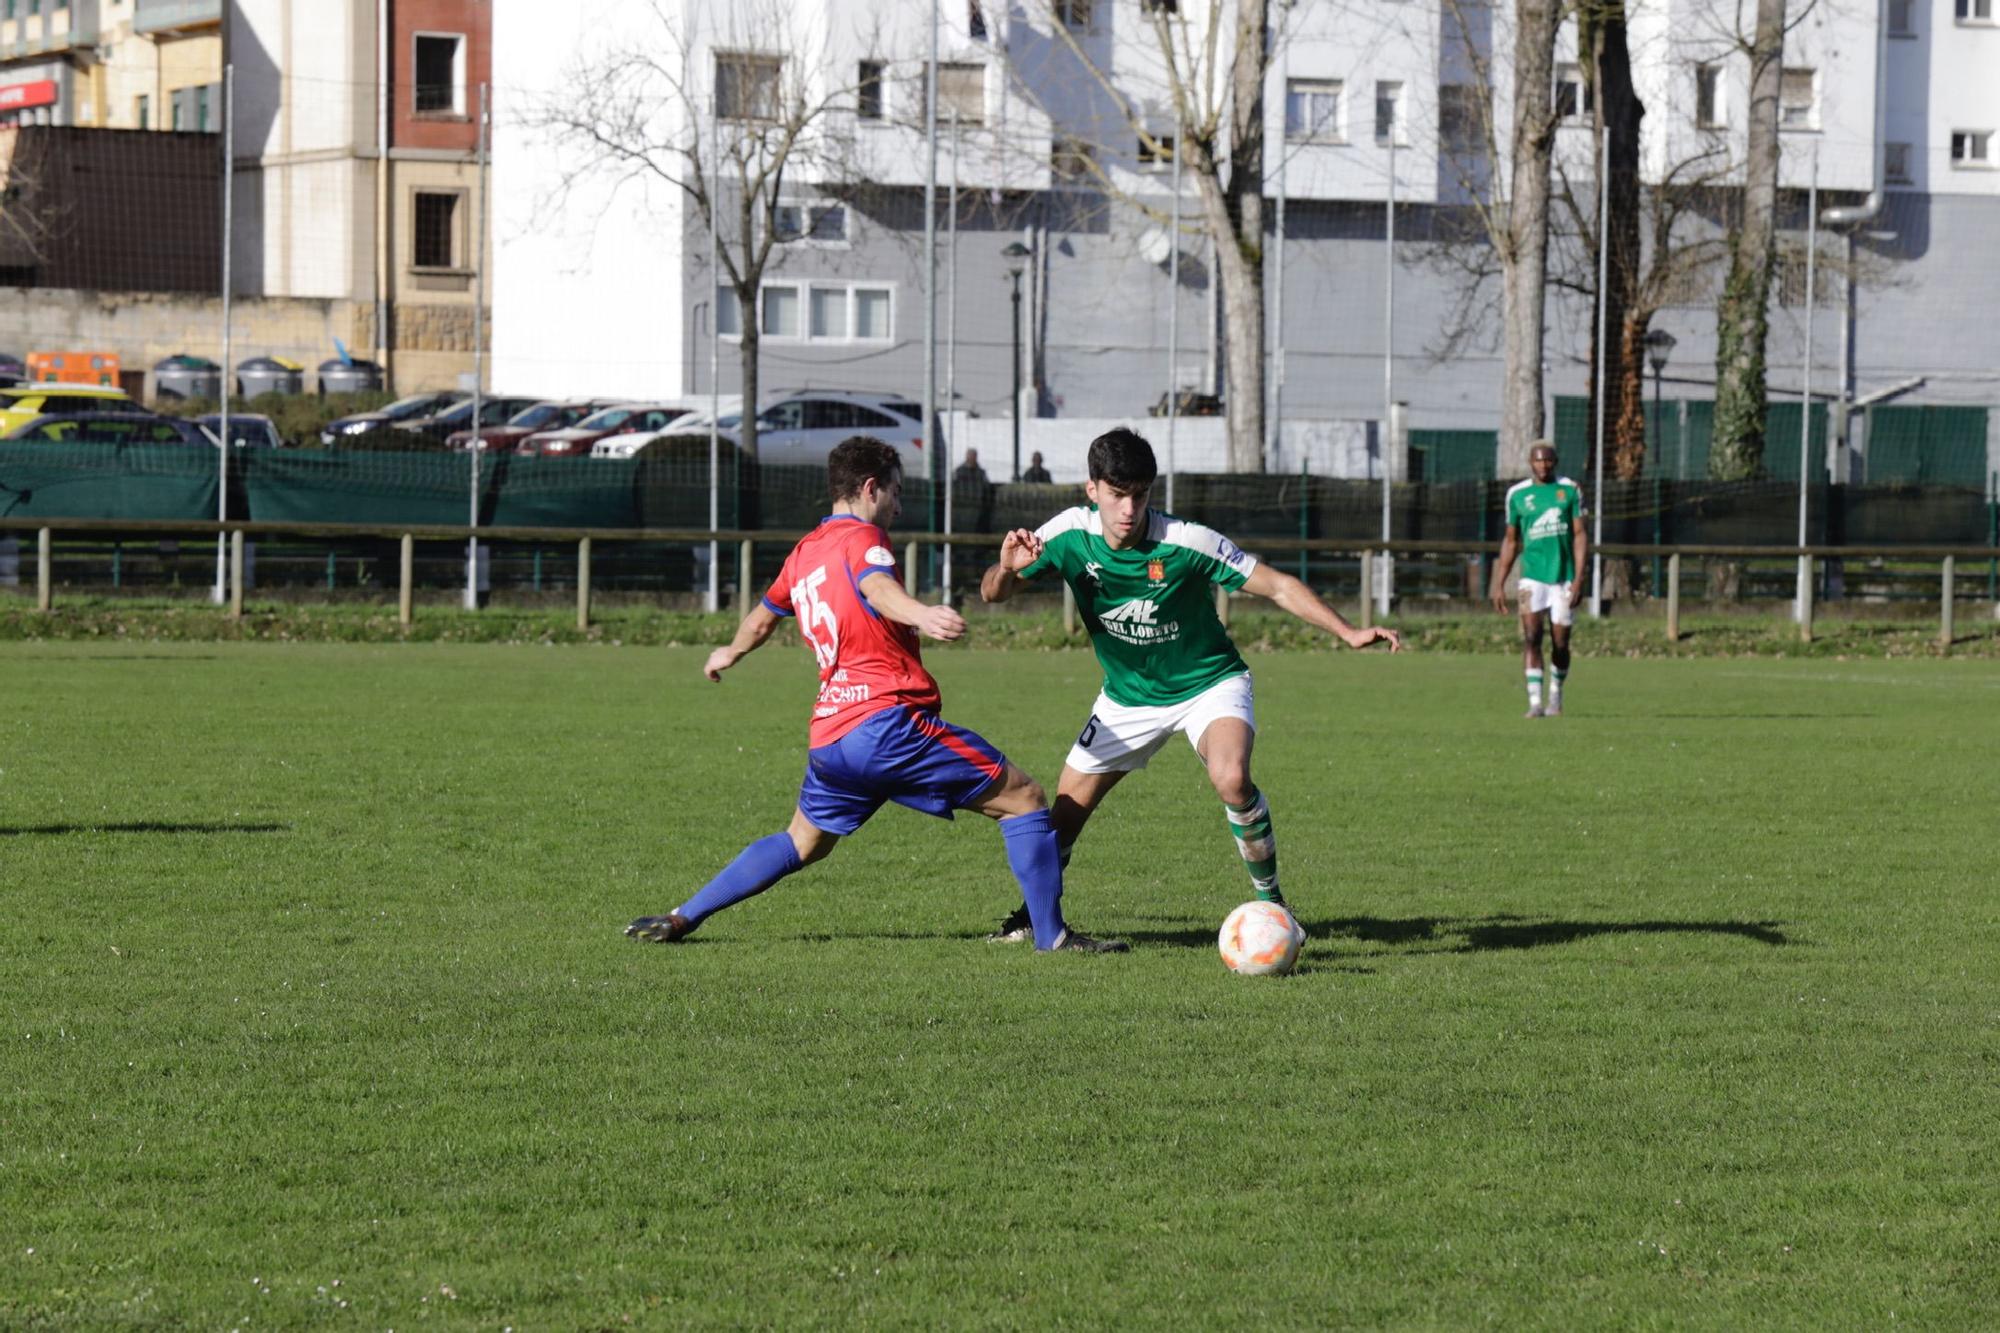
[227,0,490,390]
[491,0,1996,461]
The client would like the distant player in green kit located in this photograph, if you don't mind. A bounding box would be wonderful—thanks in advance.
[978,427,1402,943]
[1491,441,1589,717]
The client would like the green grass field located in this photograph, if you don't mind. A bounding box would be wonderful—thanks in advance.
[2,641,1996,1327]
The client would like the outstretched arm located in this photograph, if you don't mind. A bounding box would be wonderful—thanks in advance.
[1490,528,1520,613]
[1569,515,1590,606]
[705,604,783,681]
[860,572,966,642]
[1240,564,1403,652]
[979,529,1043,604]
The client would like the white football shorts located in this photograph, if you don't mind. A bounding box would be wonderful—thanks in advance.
[1064,671,1256,774]
[1517,577,1575,626]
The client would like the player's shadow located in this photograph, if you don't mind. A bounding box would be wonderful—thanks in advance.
[0,821,290,837]
[1330,914,1790,953]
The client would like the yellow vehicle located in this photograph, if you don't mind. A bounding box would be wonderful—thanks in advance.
[0,382,134,435]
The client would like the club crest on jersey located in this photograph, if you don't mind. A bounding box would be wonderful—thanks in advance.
[1081,560,1103,587]
[1147,558,1166,583]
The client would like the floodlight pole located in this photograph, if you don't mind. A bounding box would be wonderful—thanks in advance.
[922,0,940,574]
[1796,145,1819,624]
[1378,133,1395,620]
[706,109,720,614]
[1166,138,1180,514]
[465,83,488,611]
[213,62,233,605]
[1590,124,1609,619]
[943,108,960,604]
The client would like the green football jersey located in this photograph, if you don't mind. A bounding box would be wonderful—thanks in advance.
[1505,476,1583,584]
[1019,506,1257,707]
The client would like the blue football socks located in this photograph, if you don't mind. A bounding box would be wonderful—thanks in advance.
[675,831,803,926]
[1000,809,1068,950]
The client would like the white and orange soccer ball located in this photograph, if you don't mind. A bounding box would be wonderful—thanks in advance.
[1217,900,1303,976]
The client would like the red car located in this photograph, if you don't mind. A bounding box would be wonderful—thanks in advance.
[446,398,616,453]
[519,403,693,458]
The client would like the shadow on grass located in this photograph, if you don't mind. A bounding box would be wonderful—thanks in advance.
[1329,913,1790,953]
[0,821,290,837]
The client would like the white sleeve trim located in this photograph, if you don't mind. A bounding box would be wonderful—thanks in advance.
[1157,514,1258,578]
[1034,506,1096,544]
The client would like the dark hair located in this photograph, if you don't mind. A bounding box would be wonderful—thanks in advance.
[1087,427,1157,491]
[827,435,903,503]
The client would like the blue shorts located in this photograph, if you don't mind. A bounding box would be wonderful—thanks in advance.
[798,705,1010,836]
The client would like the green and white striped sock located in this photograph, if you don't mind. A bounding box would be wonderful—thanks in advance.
[1526,669,1544,709]
[1225,789,1280,902]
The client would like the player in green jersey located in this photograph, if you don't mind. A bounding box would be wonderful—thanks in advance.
[1490,441,1589,717]
[978,427,1403,943]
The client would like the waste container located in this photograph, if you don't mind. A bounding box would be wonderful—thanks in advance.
[153,354,223,402]
[237,356,304,398]
[317,357,384,395]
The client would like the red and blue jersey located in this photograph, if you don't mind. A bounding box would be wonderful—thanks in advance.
[763,515,943,747]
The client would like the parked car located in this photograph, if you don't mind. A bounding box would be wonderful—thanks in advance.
[671,390,934,477]
[0,381,136,435]
[396,395,543,444]
[198,413,284,448]
[319,390,466,445]
[6,412,218,446]
[520,403,693,458]
[447,398,619,453]
[588,410,705,459]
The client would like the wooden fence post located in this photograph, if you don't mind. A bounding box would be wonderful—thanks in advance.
[736,538,753,616]
[1665,552,1681,642]
[35,527,51,612]
[904,541,918,594]
[1940,556,1955,651]
[229,531,244,619]
[1798,556,1814,643]
[1358,551,1374,630]
[576,536,592,631]
[398,534,414,627]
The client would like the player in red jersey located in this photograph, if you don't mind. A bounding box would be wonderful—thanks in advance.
[626,436,1125,953]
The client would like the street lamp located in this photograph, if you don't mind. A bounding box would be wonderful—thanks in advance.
[1002,241,1031,482]
[1643,327,1677,473]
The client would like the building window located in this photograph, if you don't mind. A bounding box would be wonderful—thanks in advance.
[1883,142,1912,183]
[1554,64,1593,122]
[1056,0,1093,29]
[136,93,149,129]
[170,97,182,130]
[1374,81,1404,145]
[857,61,883,121]
[930,63,985,126]
[969,0,987,39]
[854,287,892,339]
[413,191,461,269]
[413,33,466,116]
[1695,64,1723,129]
[717,52,783,121]
[1779,68,1817,130]
[1951,130,1994,166]
[773,201,848,244]
[196,84,209,132]
[1051,135,1097,183]
[761,284,802,338]
[1140,0,1178,12]
[1438,83,1481,149]
[1285,78,1342,141]
[716,287,742,337]
[1956,0,1993,20]
[1887,0,1916,34]
[1137,133,1176,168]
[809,287,848,339]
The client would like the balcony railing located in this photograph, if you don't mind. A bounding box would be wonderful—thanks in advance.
[134,0,222,35]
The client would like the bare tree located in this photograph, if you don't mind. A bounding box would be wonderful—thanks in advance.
[0,127,64,279]
[530,1,853,463]
[1007,0,1273,472]
[1709,0,1787,483]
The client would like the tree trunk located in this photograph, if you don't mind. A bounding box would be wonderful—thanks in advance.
[1214,0,1267,473]
[1711,0,1785,484]
[1612,312,1650,478]
[1587,2,1645,483]
[1498,0,1561,478]
[739,315,760,465]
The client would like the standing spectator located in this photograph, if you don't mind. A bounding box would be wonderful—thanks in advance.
[1021,451,1053,484]
[954,448,990,486]
[954,447,995,532]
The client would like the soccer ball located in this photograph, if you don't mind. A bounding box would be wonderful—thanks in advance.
[1218,901,1302,976]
